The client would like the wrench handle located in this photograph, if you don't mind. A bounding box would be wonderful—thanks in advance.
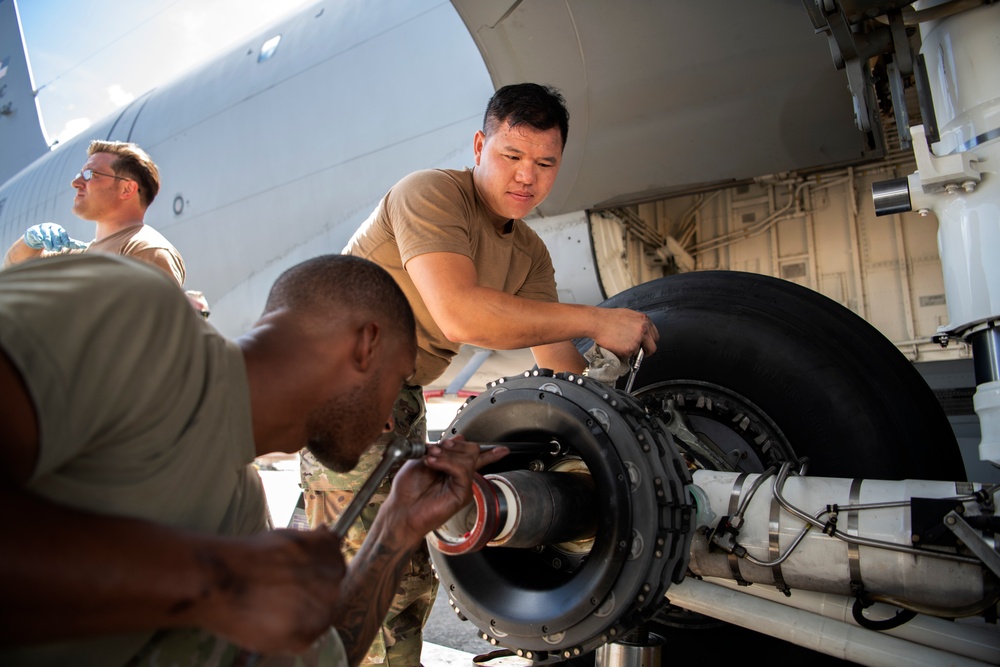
[328,437,418,538]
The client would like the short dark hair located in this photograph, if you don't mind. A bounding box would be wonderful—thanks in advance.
[264,254,416,346]
[88,140,160,208]
[483,83,569,149]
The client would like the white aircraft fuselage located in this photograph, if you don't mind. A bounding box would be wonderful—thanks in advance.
[0,0,866,348]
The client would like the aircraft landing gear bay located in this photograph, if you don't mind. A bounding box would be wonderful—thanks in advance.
[429,271,985,665]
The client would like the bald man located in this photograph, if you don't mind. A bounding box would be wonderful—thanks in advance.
[0,253,506,667]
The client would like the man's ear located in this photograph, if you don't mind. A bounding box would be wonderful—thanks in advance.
[120,180,139,201]
[352,321,381,372]
[473,130,486,166]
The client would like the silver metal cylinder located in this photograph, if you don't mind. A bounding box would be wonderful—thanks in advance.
[429,470,597,554]
[689,470,997,610]
[872,177,912,216]
[971,326,1000,385]
[487,470,597,548]
[595,630,665,667]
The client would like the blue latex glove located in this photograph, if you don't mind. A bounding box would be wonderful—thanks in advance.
[23,223,87,251]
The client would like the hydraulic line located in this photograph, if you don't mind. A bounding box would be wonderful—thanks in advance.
[689,469,999,612]
[770,462,982,565]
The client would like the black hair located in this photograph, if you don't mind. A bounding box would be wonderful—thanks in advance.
[264,254,416,345]
[483,83,569,149]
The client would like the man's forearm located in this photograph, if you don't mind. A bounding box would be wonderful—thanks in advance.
[0,485,223,645]
[408,251,656,358]
[0,485,346,654]
[3,239,41,268]
[437,286,657,360]
[331,438,504,666]
[437,286,600,349]
[531,340,587,374]
[333,515,422,667]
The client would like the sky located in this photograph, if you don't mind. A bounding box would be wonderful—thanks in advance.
[16,0,315,146]
[12,0,471,428]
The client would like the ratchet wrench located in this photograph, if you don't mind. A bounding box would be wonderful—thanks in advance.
[624,348,644,393]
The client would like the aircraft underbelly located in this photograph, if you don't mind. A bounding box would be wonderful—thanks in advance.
[450,0,872,213]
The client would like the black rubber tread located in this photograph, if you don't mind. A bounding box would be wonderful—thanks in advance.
[594,271,965,481]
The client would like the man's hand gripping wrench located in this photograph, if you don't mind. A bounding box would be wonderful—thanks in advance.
[624,348,644,394]
[327,437,540,538]
[328,436,426,539]
[235,438,425,666]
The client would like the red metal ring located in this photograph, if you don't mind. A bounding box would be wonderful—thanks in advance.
[429,473,499,555]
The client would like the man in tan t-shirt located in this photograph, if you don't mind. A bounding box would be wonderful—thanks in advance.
[3,140,185,286]
[301,83,660,667]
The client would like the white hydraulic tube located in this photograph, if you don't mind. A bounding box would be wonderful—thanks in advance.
[688,470,998,610]
[689,576,1000,664]
[666,577,997,667]
[712,579,1000,665]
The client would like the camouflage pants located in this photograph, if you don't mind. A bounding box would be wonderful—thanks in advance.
[299,385,434,667]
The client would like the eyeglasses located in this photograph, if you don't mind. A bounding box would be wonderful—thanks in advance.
[76,169,137,186]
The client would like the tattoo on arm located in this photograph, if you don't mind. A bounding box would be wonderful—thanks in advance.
[339,542,414,667]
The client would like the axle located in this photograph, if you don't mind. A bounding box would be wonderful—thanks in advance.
[430,463,999,614]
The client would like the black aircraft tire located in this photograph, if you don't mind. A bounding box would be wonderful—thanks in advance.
[594,271,965,481]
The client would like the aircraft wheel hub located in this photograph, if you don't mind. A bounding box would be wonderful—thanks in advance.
[428,370,694,661]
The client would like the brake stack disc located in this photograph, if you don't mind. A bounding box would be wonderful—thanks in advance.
[428,369,694,662]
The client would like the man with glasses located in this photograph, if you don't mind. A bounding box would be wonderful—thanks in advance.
[3,140,186,286]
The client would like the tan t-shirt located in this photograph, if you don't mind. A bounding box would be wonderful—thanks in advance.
[345,168,558,385]
[87,224,186,287]
[2,223,186,287]
[0,254,265,666]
